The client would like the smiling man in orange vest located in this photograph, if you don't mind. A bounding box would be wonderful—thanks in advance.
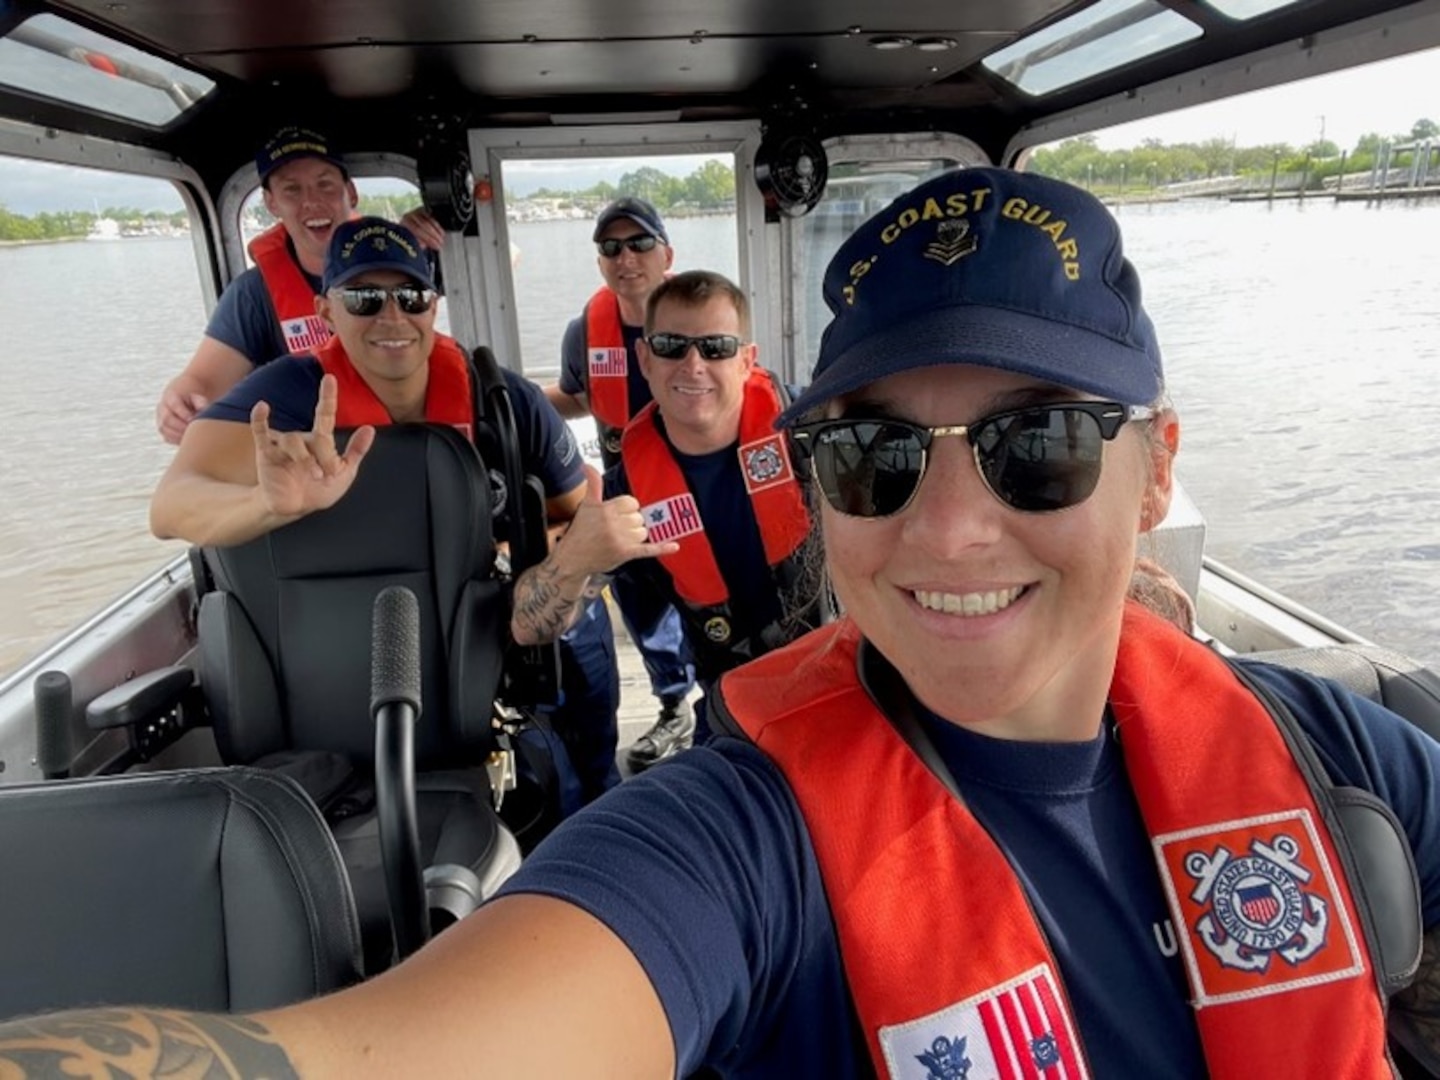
[154,126,439,446]
[517,269,831,744]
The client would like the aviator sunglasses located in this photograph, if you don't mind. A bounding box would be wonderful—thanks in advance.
[333,283,436,317]
[644,332,745,361]
[596,234,660,258]
[789,401,1153,519]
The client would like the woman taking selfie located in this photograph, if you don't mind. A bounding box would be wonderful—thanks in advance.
[5,167,1439,1079]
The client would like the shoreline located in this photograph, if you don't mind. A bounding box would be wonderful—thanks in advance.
[0,235,88,248]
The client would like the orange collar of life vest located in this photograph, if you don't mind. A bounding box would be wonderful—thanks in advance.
[316,333,473,439]
[718,605,1386,1078]
[583,286,630,430]
[247,222,333,354]
[620,368,811,607]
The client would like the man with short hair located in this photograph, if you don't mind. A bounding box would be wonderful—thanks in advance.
[546,197,699,771]
[517,269,831,739]
[154,125,441,445]
[152,216,644,807]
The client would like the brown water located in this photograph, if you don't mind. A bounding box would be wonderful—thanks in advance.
[1,203,1437,679]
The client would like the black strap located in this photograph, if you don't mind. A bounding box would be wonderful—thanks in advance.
[1226,659,1421,997]
[855,638,965,802]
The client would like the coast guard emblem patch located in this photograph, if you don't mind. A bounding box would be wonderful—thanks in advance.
[740,434,794,494]
[1154,811,1364,1005]
[878,965,1088,1080]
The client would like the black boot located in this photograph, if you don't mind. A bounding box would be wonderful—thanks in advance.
[625,695,696,773]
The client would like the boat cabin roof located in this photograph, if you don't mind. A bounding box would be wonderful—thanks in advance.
[1,0,1430,191]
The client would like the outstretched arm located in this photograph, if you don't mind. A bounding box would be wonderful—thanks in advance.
[149,374,375,548]
[0,896,674,1078]
[511,466,677,645]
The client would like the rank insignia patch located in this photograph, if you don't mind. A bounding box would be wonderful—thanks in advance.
[923,219,978,267]
[1154,810,1365,1005]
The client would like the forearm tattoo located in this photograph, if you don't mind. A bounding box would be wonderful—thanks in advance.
[513,559,587,643]
[1390,926,1440,1072]
[0,1009,299,1078]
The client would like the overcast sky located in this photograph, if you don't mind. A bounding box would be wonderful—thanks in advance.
[2,46,1435,216]
[1092,46,1440,150]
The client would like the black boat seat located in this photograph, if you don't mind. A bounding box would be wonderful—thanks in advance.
[1247,642,1440,743]
[1248,642,1440,1079]
[196,423,521,971]
[0,767,363,1021]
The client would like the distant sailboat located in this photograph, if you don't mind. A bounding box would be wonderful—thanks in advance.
[87,199,121,241]
[87,216,122,241]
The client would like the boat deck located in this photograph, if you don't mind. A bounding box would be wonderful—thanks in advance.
[607,592,681,779]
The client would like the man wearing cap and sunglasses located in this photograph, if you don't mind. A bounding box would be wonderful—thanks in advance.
[516,269,831,741]
[150,216,639,811]
[154,125,438,446]
[545,197,699,773]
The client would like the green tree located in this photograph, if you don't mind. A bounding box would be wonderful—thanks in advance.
[683,160,735,208]
[616,165,674,207]
[1411,118,1439,140]
[357,192,421,220]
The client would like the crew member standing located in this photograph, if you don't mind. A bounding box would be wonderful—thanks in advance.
[545,197,698,771]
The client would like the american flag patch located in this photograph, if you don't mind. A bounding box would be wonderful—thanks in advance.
[588,347,627,377]
[879,965,1089,1080]
[282,315,332,352]
[640,494,703,543]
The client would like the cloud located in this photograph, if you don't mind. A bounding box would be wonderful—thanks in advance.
[0,156,184,215]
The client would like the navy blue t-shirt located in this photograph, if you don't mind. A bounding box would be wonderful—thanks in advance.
[200,353,583,498]
[559,311,654,421]
[204,259,322,368]
[602,423,781,680]
[496,659,1440,1077]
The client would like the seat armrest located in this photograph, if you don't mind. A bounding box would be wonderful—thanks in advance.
[86,666,194,730]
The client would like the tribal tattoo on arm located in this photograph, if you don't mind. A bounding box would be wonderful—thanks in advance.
[0,1009,299,1079]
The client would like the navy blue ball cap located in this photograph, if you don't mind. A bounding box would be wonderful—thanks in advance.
[256,125,346,182]
[778,167,1163,426]
[592,196,670,244]
[322,217,436,293]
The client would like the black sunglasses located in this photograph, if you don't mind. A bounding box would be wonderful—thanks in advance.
[596,234,660,258]
[789,401,1152,518]
[644,332,744,361]
[333,283,436,317]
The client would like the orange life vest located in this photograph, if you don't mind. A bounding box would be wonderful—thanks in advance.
[316,333,473,439]
[718,605,1389,1078]
[622,368,810,604]
[583,286,631,432]
[247,223,333,354]
[620,368,815,671]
